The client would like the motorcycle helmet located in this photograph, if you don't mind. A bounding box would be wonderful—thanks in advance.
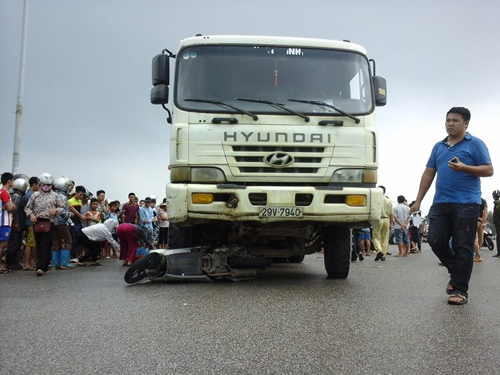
[13,173,29,182]
[493,190,500,199]
[38,173,54,192]
[13,177,29,193]
[38,172,54,185]
[54,176,72,192]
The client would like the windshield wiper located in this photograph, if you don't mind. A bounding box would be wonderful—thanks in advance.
[236,98,310,122]
[287,99,360,124]
[184,98,258,121]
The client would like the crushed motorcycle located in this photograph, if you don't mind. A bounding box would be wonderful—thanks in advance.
[124,245,272,285]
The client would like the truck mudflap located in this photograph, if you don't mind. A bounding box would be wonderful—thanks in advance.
[123,246,272,285]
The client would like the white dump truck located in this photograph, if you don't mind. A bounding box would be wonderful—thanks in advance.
[151,35,387,279]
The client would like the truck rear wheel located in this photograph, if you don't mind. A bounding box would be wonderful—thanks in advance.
[323,227,351,279]
[168,224,192,249]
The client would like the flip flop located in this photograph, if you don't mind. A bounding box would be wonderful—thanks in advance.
[0,269,12,274]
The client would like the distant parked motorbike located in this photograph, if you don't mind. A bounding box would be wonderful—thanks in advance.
[482,226,495,250]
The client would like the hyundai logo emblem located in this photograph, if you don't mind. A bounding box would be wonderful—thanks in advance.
[263,152,294,168]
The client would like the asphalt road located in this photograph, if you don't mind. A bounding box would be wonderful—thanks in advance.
[1,243,499,375]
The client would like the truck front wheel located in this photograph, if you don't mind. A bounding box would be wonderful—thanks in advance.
[168,224,192,249]
[323,227,351,279]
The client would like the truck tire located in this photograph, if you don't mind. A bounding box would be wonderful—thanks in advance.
[288,254,305,263]
[168,224,192,249]
[323,227,351,279]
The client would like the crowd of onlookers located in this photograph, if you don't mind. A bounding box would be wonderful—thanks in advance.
[350,194,424,262]
[0,172,169,275]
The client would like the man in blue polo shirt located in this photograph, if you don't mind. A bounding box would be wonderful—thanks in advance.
[410,107,493,305]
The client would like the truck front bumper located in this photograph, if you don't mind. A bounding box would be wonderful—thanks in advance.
[166,183,383,225]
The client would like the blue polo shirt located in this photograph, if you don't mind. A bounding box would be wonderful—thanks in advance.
[427,133,491,205]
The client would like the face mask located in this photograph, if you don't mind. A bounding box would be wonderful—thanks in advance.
[41,184,52,192]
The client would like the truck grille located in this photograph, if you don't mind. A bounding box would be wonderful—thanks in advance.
[227,146,330,176]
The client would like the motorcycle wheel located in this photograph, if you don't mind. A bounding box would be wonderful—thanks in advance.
[124,253,164,285]
[486,238,495,251]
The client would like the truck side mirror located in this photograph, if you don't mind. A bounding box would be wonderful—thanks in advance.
[373,76,387,107]
[152,54,170,86]
[150,84,169,105]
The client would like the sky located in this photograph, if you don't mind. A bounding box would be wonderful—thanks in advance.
[1,0,499,215]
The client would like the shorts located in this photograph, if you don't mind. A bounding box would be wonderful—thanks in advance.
[158,227,169,244]
[394,228,410,245]
[0,226,12,242]
[358,233,371,240]
[26,226,36,247]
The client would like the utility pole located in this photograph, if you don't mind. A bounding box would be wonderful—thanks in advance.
[12,0,28,174]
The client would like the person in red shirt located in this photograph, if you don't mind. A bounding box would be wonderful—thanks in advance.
[121,192,139,224]
[1,172,17,274]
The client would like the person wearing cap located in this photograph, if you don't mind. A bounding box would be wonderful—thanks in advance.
[139,197,155,248]
[139,198,153,230]
[372,186,393,261]
[24,173,65,276]
[158,200,169,249]
[392,195,410,257]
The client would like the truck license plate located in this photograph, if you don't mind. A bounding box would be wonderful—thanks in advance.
[259,207,303,218]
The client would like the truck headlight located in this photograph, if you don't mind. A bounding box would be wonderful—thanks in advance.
[170,167,226,183]
[191,168,226,183]
[170,167,191,182]
[331,169,377,183]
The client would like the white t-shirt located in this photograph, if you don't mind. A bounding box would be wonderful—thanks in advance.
[393,203,410,229]
[411,212,422,227]
[158,208,169,228]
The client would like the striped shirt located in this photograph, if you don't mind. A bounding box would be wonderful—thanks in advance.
[0,188,13,226]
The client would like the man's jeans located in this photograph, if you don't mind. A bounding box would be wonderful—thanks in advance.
[427,203,480,295]
[70,222,82,259]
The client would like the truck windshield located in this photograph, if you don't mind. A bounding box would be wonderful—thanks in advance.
[175,45,373,116]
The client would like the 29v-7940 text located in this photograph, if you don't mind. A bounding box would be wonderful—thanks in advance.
[259,207,303,218]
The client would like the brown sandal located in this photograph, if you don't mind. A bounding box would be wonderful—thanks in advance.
[448,292,467,305]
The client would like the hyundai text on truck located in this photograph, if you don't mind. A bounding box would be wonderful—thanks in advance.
[151,35,387,279]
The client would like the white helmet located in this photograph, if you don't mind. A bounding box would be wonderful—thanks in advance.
[13,177,29,193]
[38,172,54,185]
[13,173,29,182]
[54,176,72,191]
